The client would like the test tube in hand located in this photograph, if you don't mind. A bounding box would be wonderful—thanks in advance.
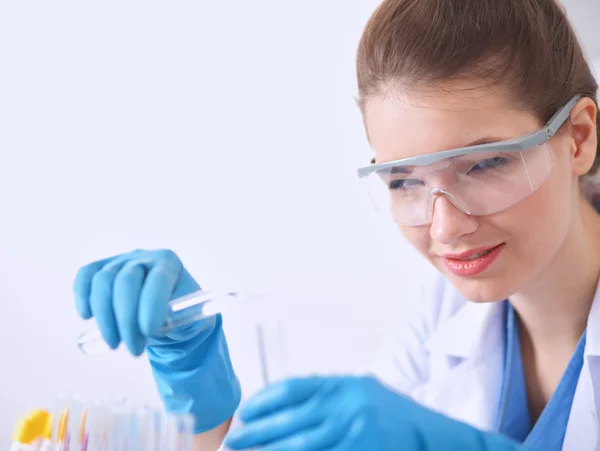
[77,290,267,355]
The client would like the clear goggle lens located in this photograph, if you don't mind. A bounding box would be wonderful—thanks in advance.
[363,144,553,226]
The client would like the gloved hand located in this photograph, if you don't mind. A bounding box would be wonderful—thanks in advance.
[224,375,525,451]
[74,249,241,433]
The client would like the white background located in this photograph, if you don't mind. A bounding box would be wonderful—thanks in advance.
[0,0,598,445]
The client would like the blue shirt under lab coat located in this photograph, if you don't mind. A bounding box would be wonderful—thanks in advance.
[495,301,587,450]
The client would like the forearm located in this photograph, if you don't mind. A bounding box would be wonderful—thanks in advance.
[192,416,232,451]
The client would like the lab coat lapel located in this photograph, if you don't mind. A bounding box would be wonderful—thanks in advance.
[561,358,598,451]
[562,282,600,451]
[409,280,600,450]
[411,300,506,431]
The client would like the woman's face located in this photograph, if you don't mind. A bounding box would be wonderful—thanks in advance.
[363,86,578,303]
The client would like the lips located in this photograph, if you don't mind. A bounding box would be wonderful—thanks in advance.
[441,243,505,277]
[463,249,492,260]
[442,244,503,261]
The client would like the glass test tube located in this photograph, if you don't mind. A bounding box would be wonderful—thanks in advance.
[52,395,70,451]
[150,409,194,451]
[106,404,133,451]
[77,290,267,355]
[84,401,106,451]
[254,308,288,387]
[130,406,153,451]
[151,408,166,451]
[176,413,195,451]
[41,397,196,451]
[67,396,85,451]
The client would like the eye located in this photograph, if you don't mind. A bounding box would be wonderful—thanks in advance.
[468,157,510,173]
[389,179,424,190]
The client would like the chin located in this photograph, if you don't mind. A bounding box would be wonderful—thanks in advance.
[443,271,515,304]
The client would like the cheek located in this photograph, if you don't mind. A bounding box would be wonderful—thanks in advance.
[490,163,572,265]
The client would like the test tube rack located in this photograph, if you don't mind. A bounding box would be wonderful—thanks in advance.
[11,395,195,451]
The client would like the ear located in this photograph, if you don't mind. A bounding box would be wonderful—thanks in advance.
[569,97,598,177]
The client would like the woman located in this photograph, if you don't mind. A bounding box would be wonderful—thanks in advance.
[74,0,600,449]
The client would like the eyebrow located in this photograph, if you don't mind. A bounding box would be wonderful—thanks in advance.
[390,166,413,174]
[464,137,505,147]
[377,136,508,170]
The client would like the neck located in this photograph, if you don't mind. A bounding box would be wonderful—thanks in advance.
[510,199,600,354]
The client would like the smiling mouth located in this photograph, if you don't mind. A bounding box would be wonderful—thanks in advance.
[457,247,497,261]
[440,243,505,277]
[442,243,504,261]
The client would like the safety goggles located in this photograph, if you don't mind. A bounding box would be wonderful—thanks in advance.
[357,96,580,226]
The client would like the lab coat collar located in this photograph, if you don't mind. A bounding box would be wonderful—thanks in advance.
[418,276,600,447]
[563,276,600,450]
[414,296,506,431]
[424,299,505,361]
[425,274,600,360]
[585,276,600,357]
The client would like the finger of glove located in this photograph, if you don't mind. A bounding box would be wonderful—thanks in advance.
[138,259,180,337]
[256,379,366,451]
[296,384,372,451]
[162,316,216,342]
[88,262,128,349]
[323,416,371,451]
[73,253,131,319]
[170,265,201,298]
[240,376,334,423]
[246,379,373,451]
[228,377,342,450]
[113,260,148,356]
[225,403,327,450]
[258,418,360,451]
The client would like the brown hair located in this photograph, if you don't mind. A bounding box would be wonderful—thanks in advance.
[357,0,600,181]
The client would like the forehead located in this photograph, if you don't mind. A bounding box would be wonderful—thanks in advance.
[363,86,542,163]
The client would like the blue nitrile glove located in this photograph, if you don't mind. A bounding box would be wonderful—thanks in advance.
[74,249,242,433]
[224,375,527,451]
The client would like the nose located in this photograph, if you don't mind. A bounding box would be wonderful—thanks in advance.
[429,195,479,245]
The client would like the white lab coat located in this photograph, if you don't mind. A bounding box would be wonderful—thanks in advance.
[371,269,600,450]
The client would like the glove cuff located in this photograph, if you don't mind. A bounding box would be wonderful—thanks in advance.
[147,316,242,433]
